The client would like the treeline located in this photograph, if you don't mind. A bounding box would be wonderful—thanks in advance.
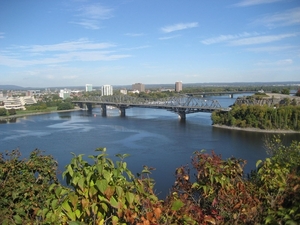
[128,91,176,99]
[212,104,300,130]
[182,86,297,94]
[0,108,16,116]
[0,137,299,224]
[0,99,75,117]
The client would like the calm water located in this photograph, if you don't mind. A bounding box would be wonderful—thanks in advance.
[1,95,299,198]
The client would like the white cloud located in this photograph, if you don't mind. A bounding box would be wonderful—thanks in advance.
[0,39,131,67]
[256,59,293,66]
[161,22,198,33]
[62,75,79,79]
[253,7,300,28]
[124,33,145,37]
[0,32,4,38]
[71,20,101,30]
[233,0,283,7]
[120,45,150,51]
[24,39,115,52]
[246,45,295,52]
[78,3,113,20]
[201,32,257,45]
[229,33,297,45]
[159,35,181,40]
[72,3,113,30]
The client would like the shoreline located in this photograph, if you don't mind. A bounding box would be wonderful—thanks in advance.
[0,108,82,121]
[213,124,300,133]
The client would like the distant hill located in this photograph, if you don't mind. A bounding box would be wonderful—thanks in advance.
[0,85,24,90]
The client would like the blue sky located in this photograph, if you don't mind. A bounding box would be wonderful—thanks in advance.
[0,0,299,88]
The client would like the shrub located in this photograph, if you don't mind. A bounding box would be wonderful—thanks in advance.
[0,149,59,224]
[0,138,299,224]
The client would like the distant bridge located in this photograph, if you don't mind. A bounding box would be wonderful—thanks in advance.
[73,94,230,120]
[187,91,256,98]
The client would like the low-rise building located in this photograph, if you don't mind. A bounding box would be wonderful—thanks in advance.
[2,96,36,110]
[59,89,71,99]
[120,89,127,95]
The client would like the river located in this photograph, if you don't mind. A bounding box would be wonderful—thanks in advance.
[1,94,299,198]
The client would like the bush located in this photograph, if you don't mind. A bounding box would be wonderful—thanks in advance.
[57,102,74,110]
[0,138,299,224]
[0,108,7,116]
[8,108,16,115]
[0,149,59,224]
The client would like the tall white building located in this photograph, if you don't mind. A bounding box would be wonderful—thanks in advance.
[86,84,93,92]
[101,85,113,96]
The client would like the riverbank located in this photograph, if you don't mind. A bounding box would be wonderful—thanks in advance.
[0,108,82,121]
[213,124,300,133]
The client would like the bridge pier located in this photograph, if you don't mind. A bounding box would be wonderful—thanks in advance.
[229,94,234,98]
[86,103,93,112]
[178,111,186,120]
[101,105,107,116]
[119,107,126,117]
[78,102,83,109]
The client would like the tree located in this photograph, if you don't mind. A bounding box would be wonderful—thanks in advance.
[0,108,7,116]
[295,89,300,97]
[57,102,74,110]
[0,149,59,224]
[7,108,16,115]
[281,88,290,95]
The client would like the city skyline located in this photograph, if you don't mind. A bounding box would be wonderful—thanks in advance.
[0,0,300,88]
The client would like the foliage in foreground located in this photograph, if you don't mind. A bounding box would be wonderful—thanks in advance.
[0,137,299,224]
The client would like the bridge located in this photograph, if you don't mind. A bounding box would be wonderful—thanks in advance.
[186,91,256,98]
[73,94,230,120]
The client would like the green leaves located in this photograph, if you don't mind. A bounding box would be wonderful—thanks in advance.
[171,199,184,211]
[0,148,59,224]
[2,139,299,225]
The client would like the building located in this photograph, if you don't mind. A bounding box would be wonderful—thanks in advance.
[120,89,127,95]
[101,85,113,96]
[27,90,41,96]
[59,89,71,99]
[86,84,93,92]
[175,81,182,92]
[132,83,145,92]
[2,96,37,110]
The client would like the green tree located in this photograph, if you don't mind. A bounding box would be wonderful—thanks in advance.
[0,149,59,224]
[57,102,74,110]
[281,88,290,95]
[0,108,7,116]
[7,108,16,115]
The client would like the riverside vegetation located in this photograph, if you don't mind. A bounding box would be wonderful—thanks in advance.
[0,136,299,224]
[212,92,300,131]
[0,97,74,117]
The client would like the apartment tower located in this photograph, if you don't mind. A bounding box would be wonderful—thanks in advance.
[175,81,182,92]
[132,83,145,92]
[101,85,113,96]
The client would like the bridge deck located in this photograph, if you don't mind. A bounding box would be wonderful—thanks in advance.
[73,95,230,119]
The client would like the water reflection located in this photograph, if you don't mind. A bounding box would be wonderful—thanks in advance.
[0,117,17,124]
